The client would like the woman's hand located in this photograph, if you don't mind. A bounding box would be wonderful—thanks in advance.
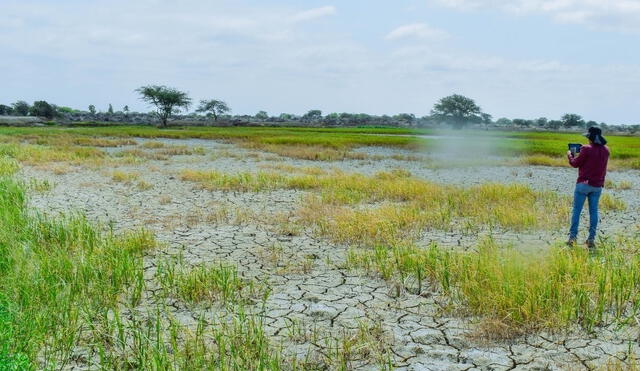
[567,150,573,157]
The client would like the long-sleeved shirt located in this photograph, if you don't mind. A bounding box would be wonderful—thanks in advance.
[567,144,610,187]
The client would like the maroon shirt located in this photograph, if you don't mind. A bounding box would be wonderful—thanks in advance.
[567,144,610,187]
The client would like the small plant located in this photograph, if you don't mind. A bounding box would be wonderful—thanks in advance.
[111,170,139,184]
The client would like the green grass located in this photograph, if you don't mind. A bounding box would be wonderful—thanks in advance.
[156,258,266,306]
[0,126,638,166]
[0,175,156,368]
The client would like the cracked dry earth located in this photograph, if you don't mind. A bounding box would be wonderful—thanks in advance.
[20,138,640,370]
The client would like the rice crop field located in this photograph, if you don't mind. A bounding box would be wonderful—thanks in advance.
[1,126,639,370]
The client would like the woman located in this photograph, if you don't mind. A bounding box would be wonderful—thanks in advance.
[567,126,609,250]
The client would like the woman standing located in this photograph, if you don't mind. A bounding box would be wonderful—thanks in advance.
[567,127,609,250]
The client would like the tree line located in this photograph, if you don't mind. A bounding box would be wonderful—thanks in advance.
[1,87,638,133]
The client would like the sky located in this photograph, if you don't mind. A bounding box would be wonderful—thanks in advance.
[1,0,639,124]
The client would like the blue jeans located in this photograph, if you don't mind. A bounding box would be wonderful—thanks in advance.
[569,183,602,241]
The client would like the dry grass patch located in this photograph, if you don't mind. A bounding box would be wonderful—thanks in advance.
[606,179,633,190]
[517,155,567,167]
[158,145,205,156]
[111,170,139,184]
[241,142,368,161]
[601,193,627,211]
[158,195,172,205]
[136,180,153,190]
[72,137,137,147]
[140,141,165,149]
[181,169,572,237]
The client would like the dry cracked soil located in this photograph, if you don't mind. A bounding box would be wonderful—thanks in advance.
[19,137,640,370]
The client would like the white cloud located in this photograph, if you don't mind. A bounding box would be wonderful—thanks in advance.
[432,0,640,32]
[385,23,450,41]
[291,6,336,22]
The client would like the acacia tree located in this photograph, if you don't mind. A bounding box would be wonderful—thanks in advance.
[196,100,230,121]
[430,94,483,129]
[136,85,191,127]
[561,113,584,129]
[12,101,30,116]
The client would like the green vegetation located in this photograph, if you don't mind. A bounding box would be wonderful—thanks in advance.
[0,126,637,167]
[347,237,640,336]
[0,173,156,367]
[0,157,285,369]
[156,258,265,306]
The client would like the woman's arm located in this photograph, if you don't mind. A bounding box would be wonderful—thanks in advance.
[568,146,589,168]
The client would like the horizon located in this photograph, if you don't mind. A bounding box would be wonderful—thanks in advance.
[1,0,639,124]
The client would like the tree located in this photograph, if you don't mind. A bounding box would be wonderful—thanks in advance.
[136,85,191,127]
[535,117,548,127]
[278,113,295,122]
[88,105,96,115]
[561,113,584,129]
[12,101,30,116]
[255,111,268,121]
[430,94,483,129]
[196,100,230,122]
[495,118,512,127]
[301,110,322,123]
[108,104,114,115]
[480,113,493,125]
[512,119,530,128]
[30,101,57,119]
[123,105,129,115]
[393,113,416,126]
[0,105,13,115]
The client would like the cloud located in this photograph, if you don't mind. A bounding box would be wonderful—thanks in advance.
[0,0,638,124]
[431,0,640,32]
[291,6,336,22]
[385,23,450,41]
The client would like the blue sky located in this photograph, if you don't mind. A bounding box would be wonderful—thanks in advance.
[1,0,639,124]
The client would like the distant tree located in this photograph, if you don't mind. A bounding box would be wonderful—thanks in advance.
[30,101,57,119]
[108,104,114,115]
[430,94,483,129]
[196,100,230,121]
[547,120,562,130]
[393,113,416,126]
[480,113,493,125]
[136,85,191,127]
[0,105,13,115]
[512,119,530,128]
[585,120,598,129]
[495,118,512,127]
[301,110,322,123]
[123,105,129,115]
[535,117,548,127]
[88,105,96,115]
[57,106,75,114]
[561,113,584,128]
[324,112,340,125]
[255,111,269,121]
[278,113,295,121]
[12,101,30,116]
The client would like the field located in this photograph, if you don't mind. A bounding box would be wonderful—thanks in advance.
[1,126,639,370]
